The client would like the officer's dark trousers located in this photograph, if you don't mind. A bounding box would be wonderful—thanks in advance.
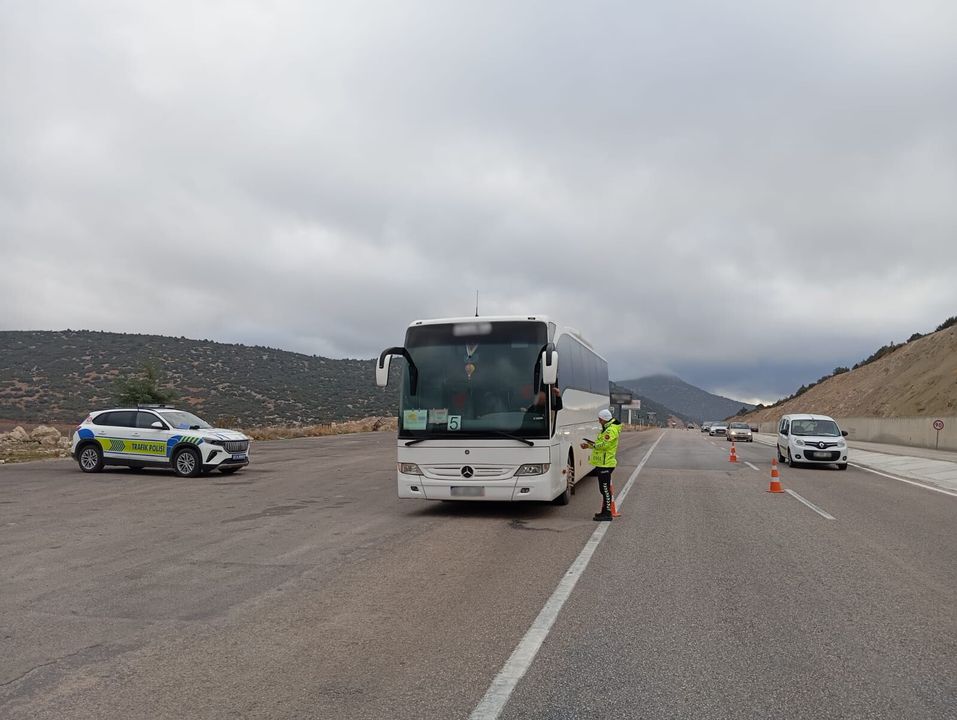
[596,467,614,514]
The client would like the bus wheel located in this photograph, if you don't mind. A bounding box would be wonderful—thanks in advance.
[553,454,573,505]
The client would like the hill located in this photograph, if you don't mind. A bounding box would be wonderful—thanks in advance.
[616,374,753,422]
[737,324,957,424]
[608,381,690,426]
[0,330,396,426]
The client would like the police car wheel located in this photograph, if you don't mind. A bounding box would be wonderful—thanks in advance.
[78,445,103,473]
[173,447,201,478]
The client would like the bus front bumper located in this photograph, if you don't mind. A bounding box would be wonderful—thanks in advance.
[398,474,555,501]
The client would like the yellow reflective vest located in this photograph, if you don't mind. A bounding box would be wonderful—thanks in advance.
[589,420,621,468]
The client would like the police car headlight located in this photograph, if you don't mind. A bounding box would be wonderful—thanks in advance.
[516,463,549,476]
[837,441,846,448]
[398,462,423,475]
[795,439,805,447]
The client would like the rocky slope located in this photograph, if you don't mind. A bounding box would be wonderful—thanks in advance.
[0,330,396,426]
[738,325,957,424]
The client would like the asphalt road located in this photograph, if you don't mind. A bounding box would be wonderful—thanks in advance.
[1,430,954,719]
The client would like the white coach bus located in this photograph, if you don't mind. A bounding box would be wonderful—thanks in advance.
[376,316,609,504]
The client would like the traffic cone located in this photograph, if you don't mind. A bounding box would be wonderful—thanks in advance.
[768,457,784,493]
[729,442,738,463]
[610,482,621,517]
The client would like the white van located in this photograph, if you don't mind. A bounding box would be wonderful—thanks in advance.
[776,414,849,470]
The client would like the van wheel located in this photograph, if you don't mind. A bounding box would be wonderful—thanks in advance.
[78,444,103,473]
[788,449,800,468]
[173,447,201,478]
[777,447,786,462]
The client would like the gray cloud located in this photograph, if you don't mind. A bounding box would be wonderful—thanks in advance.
[2,1,956,402]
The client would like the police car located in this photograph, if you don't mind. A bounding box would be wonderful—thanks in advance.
[71,406,250,477]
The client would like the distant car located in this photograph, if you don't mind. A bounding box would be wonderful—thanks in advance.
[687,423,695,430]
[776,413,848,470]
[71,406,250,477]
[726,422,753,442]
[701,422,713,433]
[750,425,759,433]
[709,423,728,436]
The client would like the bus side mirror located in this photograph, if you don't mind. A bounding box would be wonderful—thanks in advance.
[377,346,418,394]
[541,348,558,386]
[376,352,393,387]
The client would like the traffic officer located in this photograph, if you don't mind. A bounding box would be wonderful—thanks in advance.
[581,408,622,521]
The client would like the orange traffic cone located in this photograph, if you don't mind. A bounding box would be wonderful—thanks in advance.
[729,442,738,463]
[768,457,784,493]
[610,482,621,517]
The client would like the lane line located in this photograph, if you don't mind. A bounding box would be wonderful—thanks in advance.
[785,489,835,520]
[744,462,759,471]
[847,463,957,498]
[469,433,665,720]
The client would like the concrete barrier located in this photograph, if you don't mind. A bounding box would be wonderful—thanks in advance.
[758,416,957,452]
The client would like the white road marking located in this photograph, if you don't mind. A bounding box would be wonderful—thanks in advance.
[469,433,665,720]
[785,489,835,520]
[744,462,759,471]
[848,463,957,498]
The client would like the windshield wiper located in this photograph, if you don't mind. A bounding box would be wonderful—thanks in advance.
[404,432,534,447]
[486,431,534,446]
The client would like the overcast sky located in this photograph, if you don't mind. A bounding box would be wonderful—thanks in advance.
[2,1,955,404]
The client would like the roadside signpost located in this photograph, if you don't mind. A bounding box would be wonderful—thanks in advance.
[609,388,633,423]
[622,400,641,425]
[933,418,944,449]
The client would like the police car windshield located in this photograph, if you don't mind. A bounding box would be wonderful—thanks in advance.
[158,410,212,430]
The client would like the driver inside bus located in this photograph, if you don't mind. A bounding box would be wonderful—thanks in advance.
[524,385,562,419]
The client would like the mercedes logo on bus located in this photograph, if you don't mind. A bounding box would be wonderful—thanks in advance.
[460,466,475,478]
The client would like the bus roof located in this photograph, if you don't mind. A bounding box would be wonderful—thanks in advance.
[404,316,602,357]
[407,315,551,327]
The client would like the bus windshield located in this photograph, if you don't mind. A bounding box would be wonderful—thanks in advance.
[399,321,550,439]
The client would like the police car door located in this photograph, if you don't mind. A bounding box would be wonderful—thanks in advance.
[94,410,138,461]
[132,411,173,463]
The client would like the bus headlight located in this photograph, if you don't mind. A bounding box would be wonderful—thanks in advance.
[398,462,423,475]
[515,463,549,476]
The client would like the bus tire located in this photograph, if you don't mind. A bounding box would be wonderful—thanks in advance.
[553,452,573,505]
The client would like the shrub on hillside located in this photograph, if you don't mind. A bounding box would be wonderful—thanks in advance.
[116,363,176,405]
[936,316,957,332]
[852,342,901,370]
